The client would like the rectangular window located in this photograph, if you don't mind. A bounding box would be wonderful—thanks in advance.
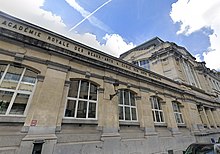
[0,64,37,116]
[150,97,165,123]
[65,80,98,119]
[118,90,138,122]
[172,102,184,124]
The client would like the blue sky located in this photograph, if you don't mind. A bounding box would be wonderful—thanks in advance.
[0,0,219,70]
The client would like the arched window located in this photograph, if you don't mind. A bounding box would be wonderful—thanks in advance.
[150,96,165,123]
[118,89,137,121]
[172,102,184,124]
[65,79,98,119]
[0,64,37,115]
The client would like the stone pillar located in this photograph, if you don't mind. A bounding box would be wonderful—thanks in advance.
[19,67,67,154]
[212,108,220,127]
[185,103,203,132]
[100,81,121,154]
[55,80,71,132]
[164,97,180,135]
[200,107,211,129]
[138,91,157,137]
[206,108,218,128]
[182,102,192,130]
[101,81,120,138]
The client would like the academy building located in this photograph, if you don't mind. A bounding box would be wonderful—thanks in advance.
[0,11,220,154]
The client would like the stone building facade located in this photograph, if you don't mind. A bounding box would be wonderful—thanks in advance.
[0,11,220,154]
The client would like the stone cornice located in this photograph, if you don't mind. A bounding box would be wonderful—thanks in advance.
[0,12,219,106]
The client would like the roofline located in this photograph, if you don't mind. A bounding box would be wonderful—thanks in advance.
[120,36,164,59]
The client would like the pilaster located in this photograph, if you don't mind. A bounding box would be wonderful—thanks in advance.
[164,96,180,135]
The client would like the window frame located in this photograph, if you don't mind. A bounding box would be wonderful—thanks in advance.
[172,102,184,124]
[0,64,37,116]
[64,79,98,120]
[118,89,138,122]
[150,96,165,123]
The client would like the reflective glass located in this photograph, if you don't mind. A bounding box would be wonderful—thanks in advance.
[76,101,87,118]
[88,102,96,118]
[65,100,76,117]
[9,93,29,115]
[0,91,13,114]
[131,108,137,120]
[125,107,131,120]
[68,80,79,98]
[79,81,89,99]
[1,65,23,90]
[89,83,97,101]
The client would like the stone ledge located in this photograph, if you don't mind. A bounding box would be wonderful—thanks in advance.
[119,121,140,126]
[0,116,25,123]
[154,122,167,127]
[62,118,98,125]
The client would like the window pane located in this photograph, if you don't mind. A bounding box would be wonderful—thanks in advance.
[152,111,155,122]
[0,91,13,114]
[89,83,97,101]
[125,107,131,120]
[130,93,135,106]
[88,102,96,118]
[79,81,89,99]
[155,111,160,122]
[68,80,79,98]
[9,93,29,115]
[175,113,180,123]
[150,97,154,108]
[77,101,87,118]
[159,111,164,122]
[119,106,124,120]
[124,90,129,105]
[173,103,178,112]
[131,108,137,120]
[21,69,37,84]
[179,114,183,123]
[19,69,37,92]
[1,65,23,90]
[154,98,159,109]
[65,100,76,117]
[119,91,123,104]
[0,64,7,80]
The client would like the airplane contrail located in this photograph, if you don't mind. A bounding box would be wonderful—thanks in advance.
[69,0,112,32]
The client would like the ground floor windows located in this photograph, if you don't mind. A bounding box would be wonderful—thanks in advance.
[65,80,98,119]
[118,89,138,121]
[0,64,37,115]
[150,96,165,123]
[172,102,184,124]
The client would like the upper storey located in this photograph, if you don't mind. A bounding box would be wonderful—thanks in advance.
[120,37,220,95]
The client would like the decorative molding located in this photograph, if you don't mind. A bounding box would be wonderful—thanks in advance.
[37,75,45,82]
[98,88,104,93]
[85,71,91,78]
[135,96,141,100]
[64,80,71,87]
[14,53,24,63]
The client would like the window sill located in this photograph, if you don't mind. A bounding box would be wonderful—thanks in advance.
[62,118,98,125]
[0,115,25,123]
[177,123,187,127]
[119,121,140,126]
[154,122,167,127]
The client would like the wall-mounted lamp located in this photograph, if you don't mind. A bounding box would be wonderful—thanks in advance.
[110,81,119,100]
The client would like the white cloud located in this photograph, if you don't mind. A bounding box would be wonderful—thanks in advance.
[170,0,220,70]
[0,0,66,33]
[194,54,202,62]
[0,0,134,57]
[69,33,135,57]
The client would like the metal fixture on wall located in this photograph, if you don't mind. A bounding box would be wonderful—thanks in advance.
[110,80,119,100]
